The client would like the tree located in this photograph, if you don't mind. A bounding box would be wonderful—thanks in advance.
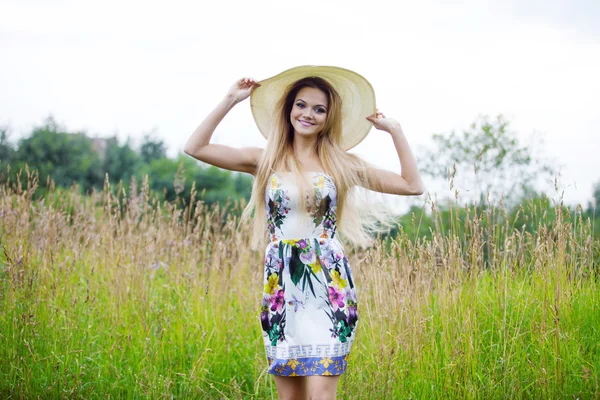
[102,136,141,184]
[0,125,15,180]
[140,133,167,164]
[0,126,15,182]
[590,180,600,214]
[586,179,600,228]
[420,115,556,205]
[137,155,253,204]
[14,117,103,192]
[0,126,13,162]
[233,172,253,199]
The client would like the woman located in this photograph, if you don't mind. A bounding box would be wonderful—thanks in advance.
[184,66,424,400]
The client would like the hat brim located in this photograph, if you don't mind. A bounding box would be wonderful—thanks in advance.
[250,65,376,151]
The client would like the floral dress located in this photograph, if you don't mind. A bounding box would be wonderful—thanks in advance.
[261,172,359,376]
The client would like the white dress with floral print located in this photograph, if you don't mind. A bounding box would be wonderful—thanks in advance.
[261,172,358,376]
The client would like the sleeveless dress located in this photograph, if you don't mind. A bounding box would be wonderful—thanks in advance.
[260,172,359,376]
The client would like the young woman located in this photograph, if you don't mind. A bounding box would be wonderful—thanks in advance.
[184,66,424,400]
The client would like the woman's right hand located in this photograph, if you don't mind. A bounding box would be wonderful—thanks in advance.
[226,77,260,104]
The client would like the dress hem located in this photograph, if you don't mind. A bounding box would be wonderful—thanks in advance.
[266,355,349,376]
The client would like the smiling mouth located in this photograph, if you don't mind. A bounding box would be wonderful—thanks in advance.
[298,120,314,127]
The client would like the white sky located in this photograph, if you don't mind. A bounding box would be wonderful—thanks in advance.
[1,0,599,208]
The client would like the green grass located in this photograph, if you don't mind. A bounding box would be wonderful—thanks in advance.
[0,176,599,399]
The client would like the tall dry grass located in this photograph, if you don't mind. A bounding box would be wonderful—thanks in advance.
[0,169,598,399]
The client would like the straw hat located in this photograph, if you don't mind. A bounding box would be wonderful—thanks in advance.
[250,65,376,150]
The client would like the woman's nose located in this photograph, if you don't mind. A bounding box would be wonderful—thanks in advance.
[302,109,314,119]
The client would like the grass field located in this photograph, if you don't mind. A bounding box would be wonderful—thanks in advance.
[1,174,599,399]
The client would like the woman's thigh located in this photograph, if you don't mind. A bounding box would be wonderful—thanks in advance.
[306,375,340,400]
[273,376,308,400]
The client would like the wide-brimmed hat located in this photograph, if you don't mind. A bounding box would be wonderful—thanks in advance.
[250,65,376,150]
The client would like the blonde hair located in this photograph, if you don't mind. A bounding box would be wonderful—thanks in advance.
[242,77,393,249]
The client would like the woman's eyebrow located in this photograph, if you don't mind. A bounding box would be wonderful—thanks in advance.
[296,98,327,109]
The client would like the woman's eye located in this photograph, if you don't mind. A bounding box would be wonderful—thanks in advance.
[296,102,305,108]
[316,108,326,114]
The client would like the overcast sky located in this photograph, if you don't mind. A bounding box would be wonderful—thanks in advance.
[1,0,599,207]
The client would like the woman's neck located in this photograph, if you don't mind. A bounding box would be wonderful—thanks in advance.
[292,136,318,159]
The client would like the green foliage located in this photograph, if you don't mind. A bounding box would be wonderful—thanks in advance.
[136,155,252,204]
[102,136,141,185]
[587,180,599,219]
[1,179,598,399]
[388,191,597,273]
[392,205,436,240]
[420,115,556,205]
[139,132,167,164]
[2,115,598,244]
[0,126,14,164]
[2,116,253,206]
[0,126,15,182]
[13,117,103,193]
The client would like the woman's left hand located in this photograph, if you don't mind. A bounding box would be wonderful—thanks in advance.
[366,110,402,133]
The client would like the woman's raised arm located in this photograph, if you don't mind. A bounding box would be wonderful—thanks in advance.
[184,78,263,175]
[362,111,425,196]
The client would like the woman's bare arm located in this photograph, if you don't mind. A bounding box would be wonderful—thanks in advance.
[362,112,425,196]
[184,78,262,175]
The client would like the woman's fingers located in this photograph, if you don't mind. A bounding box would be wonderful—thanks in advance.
[239,77,260,90]
[227,77,261,102]
[367,110,385,122]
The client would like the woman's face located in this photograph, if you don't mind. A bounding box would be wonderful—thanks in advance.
[289,87,329,139]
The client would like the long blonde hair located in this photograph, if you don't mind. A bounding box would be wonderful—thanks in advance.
[242,77,392,249]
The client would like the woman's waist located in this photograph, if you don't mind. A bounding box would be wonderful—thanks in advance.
[268,235,339,246]
[264,235,345,260]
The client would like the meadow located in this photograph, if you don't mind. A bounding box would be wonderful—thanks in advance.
[1,171,599,399]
